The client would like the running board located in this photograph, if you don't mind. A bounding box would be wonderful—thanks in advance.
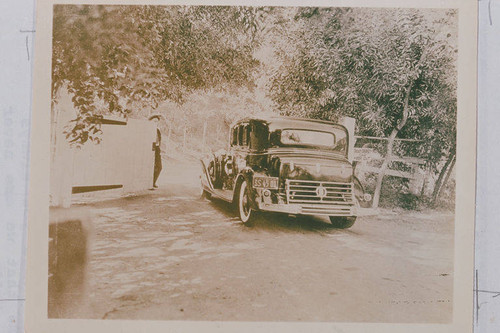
[211,189,234,202]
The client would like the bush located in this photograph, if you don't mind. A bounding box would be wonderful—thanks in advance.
[374,176,423,210]
[398,192,421,210]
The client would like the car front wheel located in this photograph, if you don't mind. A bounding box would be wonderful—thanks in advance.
[329,216,356,229]
[238,180,256,226]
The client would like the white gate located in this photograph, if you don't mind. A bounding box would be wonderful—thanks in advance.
[50,111,156,207]
[71,118,156,195]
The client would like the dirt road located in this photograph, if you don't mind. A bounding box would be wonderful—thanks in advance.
[73,159,454,323]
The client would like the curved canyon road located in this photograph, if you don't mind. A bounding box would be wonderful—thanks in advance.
[69,159,454,323]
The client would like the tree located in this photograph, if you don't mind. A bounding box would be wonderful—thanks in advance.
[270,8,458,207]
[52,5,262,145]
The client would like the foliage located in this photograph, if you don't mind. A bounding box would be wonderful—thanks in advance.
[52,5,262,144]
[269,7,458,171]
[154,86,271,157]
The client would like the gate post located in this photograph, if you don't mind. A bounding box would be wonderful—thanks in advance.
[50,91,76,208]
[339,116,356,163]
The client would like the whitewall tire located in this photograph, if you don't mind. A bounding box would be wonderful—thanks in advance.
[238,180,256,226]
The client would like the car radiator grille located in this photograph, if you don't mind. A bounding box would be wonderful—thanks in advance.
[285,179,354,215]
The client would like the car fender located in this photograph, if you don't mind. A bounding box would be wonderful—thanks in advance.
[200,159,215,191]
[201,151,224,189]
[353,176,372,207]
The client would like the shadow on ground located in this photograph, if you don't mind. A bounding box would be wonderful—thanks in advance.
[204,196,357,235]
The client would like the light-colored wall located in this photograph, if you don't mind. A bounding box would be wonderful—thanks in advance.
[50,90,156,207]
[71,119,156,193]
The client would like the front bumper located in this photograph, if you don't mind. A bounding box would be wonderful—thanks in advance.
[257,201,356,216]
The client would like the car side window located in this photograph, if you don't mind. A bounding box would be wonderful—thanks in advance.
[250,122,268,151]
[246,126,251,146]
[241,125,250,147]
[231,127,238,146]
[236,125,242,146]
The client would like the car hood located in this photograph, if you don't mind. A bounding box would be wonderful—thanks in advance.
[268,149,353,183]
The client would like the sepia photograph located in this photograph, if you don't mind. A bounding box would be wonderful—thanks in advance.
[26,0,477,332]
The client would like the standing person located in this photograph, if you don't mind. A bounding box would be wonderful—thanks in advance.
[149,115,162,189]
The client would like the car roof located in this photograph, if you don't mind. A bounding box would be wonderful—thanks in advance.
[233,115,346,132]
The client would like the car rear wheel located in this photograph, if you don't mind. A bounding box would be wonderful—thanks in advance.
[238,180,256,226]
[329,216,356,229]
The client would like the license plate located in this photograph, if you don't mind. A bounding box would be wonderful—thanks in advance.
[253,177,279,189]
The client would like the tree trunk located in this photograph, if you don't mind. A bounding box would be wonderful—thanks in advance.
[202,120,207,153]
[371,81,413,208]
[431,151,456,206]
[165,123,171,155]
[438,154,456,198]
[420,165,428,197]
[371,129,397,208]
[371,49,429,209]
[183,126,187,152]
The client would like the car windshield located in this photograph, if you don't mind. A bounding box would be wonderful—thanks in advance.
[279,128,347,154]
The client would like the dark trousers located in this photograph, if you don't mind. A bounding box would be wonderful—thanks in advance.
[153,148,162,186]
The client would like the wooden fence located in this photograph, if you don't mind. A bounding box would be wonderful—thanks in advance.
[353,136,427,200]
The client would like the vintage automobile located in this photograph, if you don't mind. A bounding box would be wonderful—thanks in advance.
[200,116,365,228]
